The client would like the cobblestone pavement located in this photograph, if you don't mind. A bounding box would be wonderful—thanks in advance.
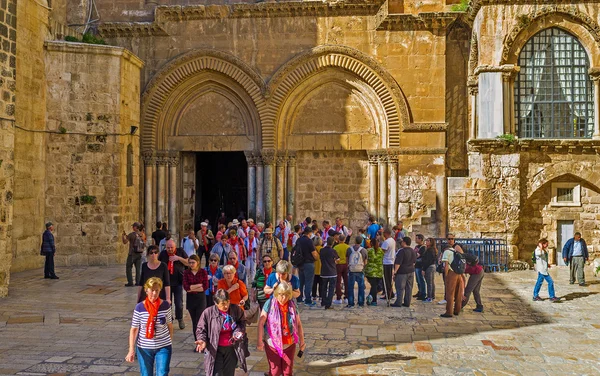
[1,265,599,375]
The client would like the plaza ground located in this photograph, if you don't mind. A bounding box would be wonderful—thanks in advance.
[0,264,599,375]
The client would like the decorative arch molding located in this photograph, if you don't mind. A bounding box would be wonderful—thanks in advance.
[265,45,410,148]
[528,168,600,201]
[141,49,267,151]
[467,32,479,87]
[501,6,600,66]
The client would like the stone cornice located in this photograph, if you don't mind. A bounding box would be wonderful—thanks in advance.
[154,1,387,22]
[98,22,168,39]
[403,122,448,132]
[468,139,600,154]
[377,12,461,31]
[44,41,144,68]
[473,64,519,76]
[397,147,447,155]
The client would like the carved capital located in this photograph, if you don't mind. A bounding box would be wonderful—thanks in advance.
[276,156,287,167]
[387,149,400,163]
[589,67,600,82]
[366,150,380,164]
[287,151,297,167]
[244,151,258,167]
[142,150,155,165]
[155,151,169,165]
[167,152,180,167]
[261,149,276,165]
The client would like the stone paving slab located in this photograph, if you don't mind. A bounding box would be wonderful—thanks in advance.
[0,265,600,374]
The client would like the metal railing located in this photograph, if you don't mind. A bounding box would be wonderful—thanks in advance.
[434,238,509,272]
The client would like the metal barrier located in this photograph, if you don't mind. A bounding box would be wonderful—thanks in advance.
[434,238,509,272]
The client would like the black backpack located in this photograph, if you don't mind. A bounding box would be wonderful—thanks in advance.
[450,250,466,274]
[464,253,478,266]
[291,243,304,267]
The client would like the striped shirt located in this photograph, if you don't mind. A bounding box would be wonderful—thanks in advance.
[131,301,173,349]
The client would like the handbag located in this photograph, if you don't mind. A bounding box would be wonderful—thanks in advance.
[436,263,445,274]
[244,288,260,324]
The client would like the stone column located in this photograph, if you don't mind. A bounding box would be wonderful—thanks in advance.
[502,68,518,135]
[142,151,154,233]
[276,155,286,222]
[262,150,276,224]
[256,155,265,223]
[378,151,388,225]
[245,151,257,220]
[168,153,179,240]
[387,151,398,225]
[590,69,600,139]
[468,83,478,140]
[286,152,297,222]
[156,153,168,222]
[367,151,378,217]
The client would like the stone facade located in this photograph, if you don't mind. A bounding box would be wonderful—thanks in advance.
[4,0,600,296]
[0,0,16,296]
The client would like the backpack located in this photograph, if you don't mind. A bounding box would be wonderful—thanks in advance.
[450,250,466,274]
[291,243,304,267]
[132,233,146,254]
[348,246,365,272]
[464,253,478,266]
[531,250,537,264]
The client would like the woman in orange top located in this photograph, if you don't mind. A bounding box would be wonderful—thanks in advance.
[217,265,249,310]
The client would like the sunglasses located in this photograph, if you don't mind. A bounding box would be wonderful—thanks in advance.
[149,251,159,255]
[210,259,218,263]
[263,260,272,263]
[447,238,455,241]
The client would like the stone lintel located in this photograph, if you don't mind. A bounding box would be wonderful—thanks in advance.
[44,41,145,69]
[403,122,448,132]
[473,64,519,77]
[468,139,600,154]
[377,12,460,31]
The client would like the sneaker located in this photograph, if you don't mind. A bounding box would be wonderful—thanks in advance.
[424,298,433,303]
[579,283,586,286]
[549,297,560,302]
[437,299,447,305]
[178,319,185,330]
[440,313,453,318]
[369,302,378,306]
[345,304,355,309]
[532,296,542,301]
[304,301,317,307]
[473,306,484,312]
[366,295,373,305]
[343,298,348,304]
[333,299,342,305]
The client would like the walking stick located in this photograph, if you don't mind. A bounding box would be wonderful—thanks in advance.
[382,269,391,307]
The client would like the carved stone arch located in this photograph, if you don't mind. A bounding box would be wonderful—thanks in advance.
[468,32,479,81]
[501,6,600,66]
[528,166,600,201]
[141,49,267,151]
[265,45,410,149]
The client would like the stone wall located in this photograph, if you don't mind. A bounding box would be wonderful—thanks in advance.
[38,42,143,267]
[295,150,369,231]
[449,140,600,262]
[0,0,16,297]
[12,0,49,273]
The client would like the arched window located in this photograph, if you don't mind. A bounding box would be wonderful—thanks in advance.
[126,144,133,187]
[515,28,594,139]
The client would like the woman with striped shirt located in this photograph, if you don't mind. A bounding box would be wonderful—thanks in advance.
[126,277,173,376]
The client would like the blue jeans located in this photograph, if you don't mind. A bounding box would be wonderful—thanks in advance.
[283,248,289,261]
[298,262,315,304]
[533,273,555,299]
[348,272,366,306]
[136,345,172,376]
[415,267,426,297]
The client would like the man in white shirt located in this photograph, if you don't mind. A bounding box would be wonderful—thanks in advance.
[181,229,199,257]
[381,228,396,300]
[335,217,353,244]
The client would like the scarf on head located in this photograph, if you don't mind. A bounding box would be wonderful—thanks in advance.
[143,297,162,339]
[167,247,176,275]
[266,298,299,357]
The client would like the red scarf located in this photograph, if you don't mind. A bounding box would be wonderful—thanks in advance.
[278,301,293,345]
[143,297,162,339]
[209,265,218,276]
[264,267,273,278]
[229,260,239,271]
[167,248,176,275]
[201,230,209,251]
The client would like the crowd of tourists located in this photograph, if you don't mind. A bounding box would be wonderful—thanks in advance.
[119,215,492,376]
[113,214,591,376]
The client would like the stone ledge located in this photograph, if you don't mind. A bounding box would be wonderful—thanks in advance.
[44,41,145,69]
[377,12,460,31]
[468,139,600,154]
[403,122,448,132]
[98,22,168,38]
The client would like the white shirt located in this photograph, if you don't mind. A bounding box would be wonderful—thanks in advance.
[181,236,199,257]
[534,247,549,275]
[381,237,396,265]
[238,226,250,240]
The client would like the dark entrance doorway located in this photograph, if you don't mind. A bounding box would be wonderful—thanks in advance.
[194,152,247,232]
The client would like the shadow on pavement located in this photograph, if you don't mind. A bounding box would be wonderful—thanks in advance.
[559,291,599,301]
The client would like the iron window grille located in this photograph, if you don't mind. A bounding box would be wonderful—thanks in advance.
[515,28,594,139]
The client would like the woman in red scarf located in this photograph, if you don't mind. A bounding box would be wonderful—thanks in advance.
[217,265,249,309]
[126,277,173,376]
[257,281,306,376]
